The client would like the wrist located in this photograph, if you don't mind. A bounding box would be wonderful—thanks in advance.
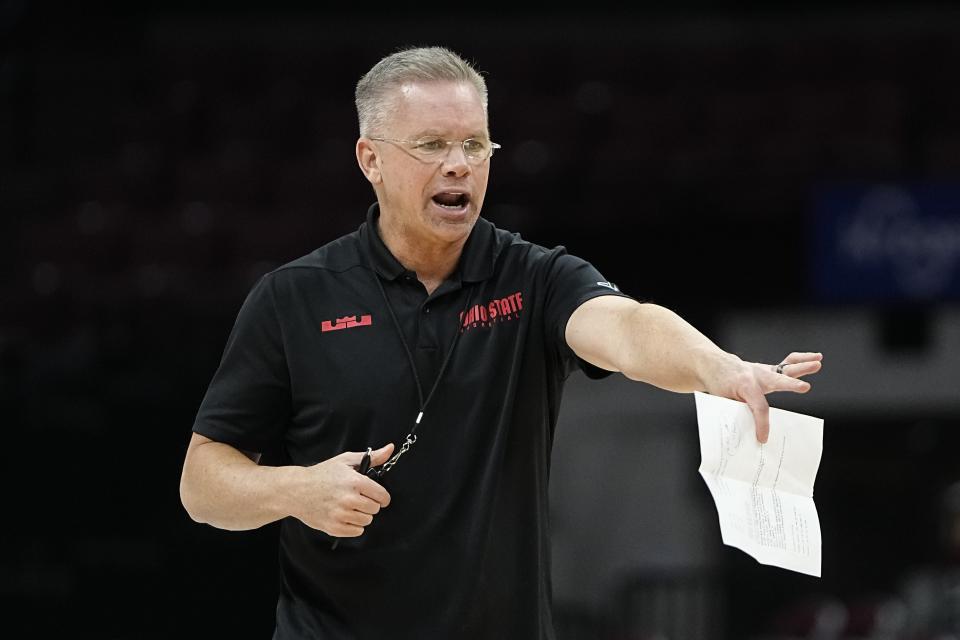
[268,464,305,522]
[695,348,740,394]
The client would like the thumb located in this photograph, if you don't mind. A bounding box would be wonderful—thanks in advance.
[369,442,395,466]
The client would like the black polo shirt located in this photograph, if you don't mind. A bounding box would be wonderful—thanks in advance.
[193,204,633,639]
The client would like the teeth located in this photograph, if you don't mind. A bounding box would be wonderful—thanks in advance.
[433,193,468,208]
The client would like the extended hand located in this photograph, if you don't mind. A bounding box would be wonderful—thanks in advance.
[705,351,823,444]
[288,443,394,537]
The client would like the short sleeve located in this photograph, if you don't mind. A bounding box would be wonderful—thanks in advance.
[542,248,635,379]
[192,275,291,452]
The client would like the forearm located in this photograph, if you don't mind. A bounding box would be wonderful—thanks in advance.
[180,439,300,531]
[615,303,737,393]
[568,296,822,443]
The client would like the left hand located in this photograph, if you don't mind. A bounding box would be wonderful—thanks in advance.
[704,351,823,443]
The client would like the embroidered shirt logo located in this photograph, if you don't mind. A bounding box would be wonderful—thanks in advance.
[596,281,620,291]
[460,291,524,332]
[321,314,373,332]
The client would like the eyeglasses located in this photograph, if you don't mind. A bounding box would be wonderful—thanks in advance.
[369,136,501,164]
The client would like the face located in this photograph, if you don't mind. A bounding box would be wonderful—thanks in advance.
[356,80,491,249]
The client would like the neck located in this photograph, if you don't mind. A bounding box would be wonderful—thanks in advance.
[377,216,467,292]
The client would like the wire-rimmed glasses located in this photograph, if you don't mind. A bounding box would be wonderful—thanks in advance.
[369,136,501,164]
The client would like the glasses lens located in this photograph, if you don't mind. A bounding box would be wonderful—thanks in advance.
[404,137,494,163]
[413,137,446,158]
[462,139,489,161]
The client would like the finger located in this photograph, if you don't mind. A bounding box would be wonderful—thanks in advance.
[359,476,391,508]
[336,442,395,468]
[777,370,812,393]
[341,509,374,527]
[337,449,372,467]
[331,523,364,538]
[369,442,395,466]
[779,352,823,366]
[780,360,822,380]
[768,364,812,393]
[348,494,382,516]
[741,385,770,443]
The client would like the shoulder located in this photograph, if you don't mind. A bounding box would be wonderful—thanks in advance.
[487,221,624,295]
[489,222,567,264]
[233,229,368,313]
[258,228,365,291]
[273,230,363,276]
[489,223,579,276]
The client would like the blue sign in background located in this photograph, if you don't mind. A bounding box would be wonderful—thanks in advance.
[811,184,960,302]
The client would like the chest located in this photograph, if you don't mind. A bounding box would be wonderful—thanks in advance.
[279,273,544,445]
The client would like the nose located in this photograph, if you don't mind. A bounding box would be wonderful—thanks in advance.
[441,142,470,177]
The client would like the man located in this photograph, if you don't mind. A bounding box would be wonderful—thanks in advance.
[180,46,822,639]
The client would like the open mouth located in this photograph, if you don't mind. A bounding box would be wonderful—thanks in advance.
[431,192,470,209]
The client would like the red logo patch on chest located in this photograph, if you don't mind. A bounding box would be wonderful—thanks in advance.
[460,291,524,332]
[321,314,373,332]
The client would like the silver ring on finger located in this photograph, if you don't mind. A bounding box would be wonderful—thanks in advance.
[775,363,785,375]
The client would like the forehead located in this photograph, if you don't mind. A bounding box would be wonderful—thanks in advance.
[387,81,488,136]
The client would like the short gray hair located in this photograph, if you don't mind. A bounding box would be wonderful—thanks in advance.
[355,46,488,137]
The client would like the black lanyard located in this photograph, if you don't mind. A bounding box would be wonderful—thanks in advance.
[365,257,474,477]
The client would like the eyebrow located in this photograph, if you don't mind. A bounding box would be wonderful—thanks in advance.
[411,129,489,140]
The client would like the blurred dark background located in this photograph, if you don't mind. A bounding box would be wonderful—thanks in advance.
[3,1,960,638]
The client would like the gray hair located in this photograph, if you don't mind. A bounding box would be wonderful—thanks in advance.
[355,46,488,137]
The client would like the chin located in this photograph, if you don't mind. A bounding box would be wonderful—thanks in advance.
[425,204,479,239]
[432,219,476,245]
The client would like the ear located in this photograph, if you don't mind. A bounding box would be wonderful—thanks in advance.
[356,137,382,185]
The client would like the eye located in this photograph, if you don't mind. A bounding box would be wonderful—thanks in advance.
[463,139,487,155]
[414,138,446,153]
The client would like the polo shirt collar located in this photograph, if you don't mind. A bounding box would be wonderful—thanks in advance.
[360,203,497,283]
[362,204,406,281]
